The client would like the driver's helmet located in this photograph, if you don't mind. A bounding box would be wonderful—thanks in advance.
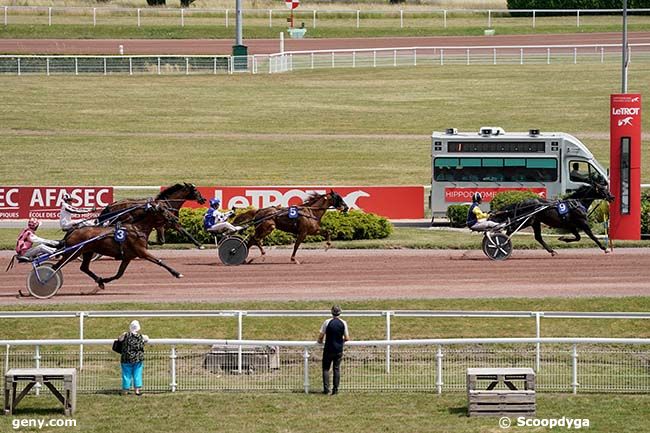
[27,218,40,230]
[472,192,483,203]
[62,193,72,203]
[209,198,221,209]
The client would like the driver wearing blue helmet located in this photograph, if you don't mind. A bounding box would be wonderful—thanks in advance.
[203,198,242,234]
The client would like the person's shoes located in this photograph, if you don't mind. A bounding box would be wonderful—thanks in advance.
[331,389,338,395]
[322,390,329,395]
[135,389,142,396]
[120,390,129,396]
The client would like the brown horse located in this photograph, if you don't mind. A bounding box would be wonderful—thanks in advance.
[53,203,183,293]
[233,190,349,264]
[98,182,205,245]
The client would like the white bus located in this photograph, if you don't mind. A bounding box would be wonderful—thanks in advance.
[430,127,609,218]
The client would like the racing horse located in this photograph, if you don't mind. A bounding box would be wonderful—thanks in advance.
[98,182,205,245]
[233,190,349,264]
[53,203,183,293]
[490,183,614,256]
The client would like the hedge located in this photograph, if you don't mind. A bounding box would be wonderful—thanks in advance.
[164,208,392,246]
[507,0,650,9]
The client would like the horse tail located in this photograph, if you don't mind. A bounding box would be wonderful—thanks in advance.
[232,209,257,226]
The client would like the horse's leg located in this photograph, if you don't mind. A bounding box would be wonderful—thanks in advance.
[578,222,609,253]
[78,252,106,291]
[96,259,132,286]
[247,222,274,263]
[291,233,308,264]
[140,250,184,278]
[532,220,557,256]
[319,228,332,251]
[558,228,581,243]
[157,227,166,245]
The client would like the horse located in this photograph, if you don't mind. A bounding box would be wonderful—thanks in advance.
[53,203,183,293]
[98,182,205,245]
[489,183,614,256]
[233,190,349,264]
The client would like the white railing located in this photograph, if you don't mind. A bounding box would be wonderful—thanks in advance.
[2,6,650,29]
[3,337,650,394]
[268,43,650,73]
[3,309,650,376]
[4,43,650,76]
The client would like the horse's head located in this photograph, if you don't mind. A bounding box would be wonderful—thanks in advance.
[184,183,206,205]
[571,183,614,203]
[328,190,349,213]
[592,182,615,203]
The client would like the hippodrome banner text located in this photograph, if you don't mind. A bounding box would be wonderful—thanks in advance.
[445,187,547,202]
[190,186,424,219]
[0,187,113,220]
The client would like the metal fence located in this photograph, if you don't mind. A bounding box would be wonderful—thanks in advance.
[3,43,650,76]
[3,338,650,394]
[2,6,650,30]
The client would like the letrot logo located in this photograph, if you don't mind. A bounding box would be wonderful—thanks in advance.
[612,107,640,116]
[618,116,634,127]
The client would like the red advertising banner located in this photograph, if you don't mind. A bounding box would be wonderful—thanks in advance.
[187,186,424,219]
[0,186,113,220]
[610,93,642,240]
[445,187,547,203]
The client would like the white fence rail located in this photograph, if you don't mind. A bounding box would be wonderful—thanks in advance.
[2,6,650,29]
[3,43,650,76]
[3,337,650,394]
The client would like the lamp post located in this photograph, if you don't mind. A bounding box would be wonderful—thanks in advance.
[621,0,628,92]
[232,0,248,70]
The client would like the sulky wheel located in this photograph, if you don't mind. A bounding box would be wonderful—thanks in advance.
[482,232,513,261]
[26,264,64,299]
[218,236,248,266]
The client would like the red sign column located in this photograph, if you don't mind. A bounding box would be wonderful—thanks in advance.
[610,94,642,240]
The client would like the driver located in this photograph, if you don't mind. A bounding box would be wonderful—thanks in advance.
[203,198,242,234]
[15,218,61,260]
[467,192,500,231]
[60,193,97,232]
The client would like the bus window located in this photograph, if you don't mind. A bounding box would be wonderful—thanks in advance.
[569,161,590,183]
[433,157,557,183]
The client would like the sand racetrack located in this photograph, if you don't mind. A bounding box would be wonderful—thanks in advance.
[1,248,648,305]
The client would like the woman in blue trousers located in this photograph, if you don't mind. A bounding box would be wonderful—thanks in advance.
[118,320,148,396]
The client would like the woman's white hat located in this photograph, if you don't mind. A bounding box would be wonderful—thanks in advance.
[130,320,141,333]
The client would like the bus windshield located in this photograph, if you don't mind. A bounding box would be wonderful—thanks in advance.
[434,157,558,183]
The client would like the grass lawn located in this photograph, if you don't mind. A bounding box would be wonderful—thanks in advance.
[2,64,650,186]
[2,392,649,433]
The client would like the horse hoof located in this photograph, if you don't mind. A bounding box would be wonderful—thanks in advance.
[97,280,105,290]
[177,274,184,279]
[550,251,557,257]
[199,246,205,250]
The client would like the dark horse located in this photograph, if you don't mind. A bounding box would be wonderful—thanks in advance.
[99,182,205,245]
[490,183,614,256]
[233,190,349,264]
[54,203,183,293]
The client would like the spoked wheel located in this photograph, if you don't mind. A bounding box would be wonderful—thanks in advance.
[218,236,249,266]
[26,264,64,299]
[482,232,513,261]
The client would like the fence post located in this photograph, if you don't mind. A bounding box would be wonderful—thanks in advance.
[547,48,550,65]
[466,48,470,65]
[414,48,417,66]
[393,49,396,67]
[400,9,403,28]
[443,10,447,28]
[158,57,161,75]
[435,345,443,394]
[75,57,78,75]
[373,50,376,67]
[34,345,41,395]
[313,10,316,29]
[574,47,577,64]
[129,57,132,75]
[5,344,10,373]
[48,7,51,26]
[493,48,496,65]
[181,8,184,27]
[352,51,356,68]
[225,9,229,28]
[571,344,579,394]
[269,9,272,27]
[356,10,360,28]
[600,47,604,63]
[302,347,310,393]
[384,311,392,374]
[576,10,580,28]
[93,7,96,26]
[79,312,85,370]
[46,57,49,76]
[331,51,334,68]
[137,8,141,27]
[310,52,314,69]
[17,57,20,76]
[103,57,106,75]
[4,6,7,26]
[170,346,177,392]
[532,10,535,28]
[534,312,542,372]
[237,311,244,374]
[185,57,189,75]
[487,9,491,28]
[440,49,444,65]
[213,56,217,74]
[520,48,523,65]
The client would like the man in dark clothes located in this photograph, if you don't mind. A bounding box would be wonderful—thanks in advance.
[317,305,350,395]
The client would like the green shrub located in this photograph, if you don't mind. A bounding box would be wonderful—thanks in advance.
[507,0,650,10]
[641,191,650,235]
[446,204,469,228]
[489,190,540,211]
[164,208,392,245]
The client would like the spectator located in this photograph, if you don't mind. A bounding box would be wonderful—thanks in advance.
[317,305,350,395]
[15,218,60,260]
[118,320,149,396]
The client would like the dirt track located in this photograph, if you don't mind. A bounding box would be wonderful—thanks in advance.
[2,32,650,55]
[1,248,648,305]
